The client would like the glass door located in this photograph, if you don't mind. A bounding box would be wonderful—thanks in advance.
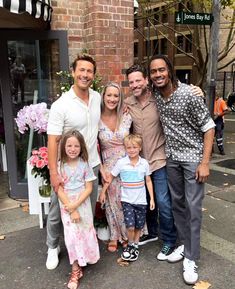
[0,30,69,199]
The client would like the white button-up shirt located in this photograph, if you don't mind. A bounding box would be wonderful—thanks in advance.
[47,86,101,167]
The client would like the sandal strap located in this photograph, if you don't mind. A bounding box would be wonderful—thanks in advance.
[69,268,83,284]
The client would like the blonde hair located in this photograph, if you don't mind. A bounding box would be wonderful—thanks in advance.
[124,134,142,148]
[60,130,88,163]
[101,82,123,128]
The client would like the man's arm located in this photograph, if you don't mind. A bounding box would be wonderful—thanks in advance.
[145,175,155,210]
[196,128,215,183]
[48,134,62,192]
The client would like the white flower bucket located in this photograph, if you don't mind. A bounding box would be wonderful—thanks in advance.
[1,144,7,172]
[97,227,110,241]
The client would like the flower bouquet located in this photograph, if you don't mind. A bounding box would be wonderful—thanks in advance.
[15,102,49,134]
[29,147,51,197]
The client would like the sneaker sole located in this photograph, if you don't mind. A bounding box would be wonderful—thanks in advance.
[168,255,184,263]
[129,256,138,262]
[183,276,198,285]
[156,256,168,261]
[138,237,158,246]
[121,256,131,261]
[46,260,59,270]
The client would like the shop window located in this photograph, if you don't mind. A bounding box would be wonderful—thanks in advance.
[134,42,138,58]
[145,40,151,57]
[177,35,184,53]
[177,34,192,54]
[161,38,167,55]
[185,34,192,53]
[134,18,138,29]
[153,39,159,55]
[161,10,168,23]
[153,7,160,23]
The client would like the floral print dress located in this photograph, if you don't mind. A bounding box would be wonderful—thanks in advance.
[59,159,100,266]
[98,113,132,241]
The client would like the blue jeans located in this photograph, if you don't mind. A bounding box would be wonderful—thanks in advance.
[146,166,177,247]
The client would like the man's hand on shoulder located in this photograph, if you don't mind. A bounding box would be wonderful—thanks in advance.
[190,84,204,98]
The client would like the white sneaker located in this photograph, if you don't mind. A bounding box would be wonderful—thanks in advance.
[46,246,60,270]
[168,245,184,263]
[156,244,174,261]
[183,258,198,285]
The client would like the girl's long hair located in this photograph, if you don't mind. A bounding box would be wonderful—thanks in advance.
[60,129,88,163]
[101,82,123,129]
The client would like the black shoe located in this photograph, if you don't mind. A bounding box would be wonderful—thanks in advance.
[129,247,139,262]
[121,245,133,261]
[138,235,158,246]
[220,150,226,155]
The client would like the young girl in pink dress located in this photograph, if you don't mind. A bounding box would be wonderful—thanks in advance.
[57,130,100,289]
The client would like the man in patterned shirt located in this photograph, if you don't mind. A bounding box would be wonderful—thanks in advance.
[149,55,215,285]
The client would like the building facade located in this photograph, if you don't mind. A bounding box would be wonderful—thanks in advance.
[0,0,134,199]
[134,1,235,94]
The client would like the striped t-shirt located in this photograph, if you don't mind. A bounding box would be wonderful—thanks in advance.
[111,155,150,205]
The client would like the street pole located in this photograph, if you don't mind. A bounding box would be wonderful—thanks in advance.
[206,0,221,116]
[232,62,235,92]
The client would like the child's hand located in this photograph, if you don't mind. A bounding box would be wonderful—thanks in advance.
[65,202,77,213]
[106,173,113,184]
[70,210,80,223]
[102,173,112,185]
[100,167,108,184]
[99,191,106,204]
[150,199,155,211]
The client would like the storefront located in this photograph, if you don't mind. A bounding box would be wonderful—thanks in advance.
[0,1,69,199]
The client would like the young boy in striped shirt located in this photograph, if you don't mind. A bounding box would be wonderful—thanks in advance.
[100,134,155,261]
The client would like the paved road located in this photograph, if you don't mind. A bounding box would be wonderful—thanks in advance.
[0,125,235,289]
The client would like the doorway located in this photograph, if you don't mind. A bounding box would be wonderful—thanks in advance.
[0,30,69,199]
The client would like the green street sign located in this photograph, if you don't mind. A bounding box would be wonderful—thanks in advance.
[175,11,214,25]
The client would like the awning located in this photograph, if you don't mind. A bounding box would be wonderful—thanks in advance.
[0,0,52,22]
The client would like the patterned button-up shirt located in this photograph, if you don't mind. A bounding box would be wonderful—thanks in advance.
[154,83,214,162]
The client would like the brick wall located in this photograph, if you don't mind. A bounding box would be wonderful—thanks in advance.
[51,0,134,92]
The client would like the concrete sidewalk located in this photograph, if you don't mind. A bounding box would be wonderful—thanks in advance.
[0,219,234,289]
[0,129,235,289]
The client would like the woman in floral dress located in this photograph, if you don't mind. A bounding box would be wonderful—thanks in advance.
[98,82,132,252]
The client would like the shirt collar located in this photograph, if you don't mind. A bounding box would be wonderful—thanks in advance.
[70,86,94,101]
[125,155,143,166]
[156,82,181,103]
[127,91,156,105]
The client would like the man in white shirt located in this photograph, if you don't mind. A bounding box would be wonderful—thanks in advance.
[46,54,101,270]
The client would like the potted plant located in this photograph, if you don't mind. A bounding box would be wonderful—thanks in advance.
[15,102,50,198]
[94,201,110,241]
[29,147,51,197]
